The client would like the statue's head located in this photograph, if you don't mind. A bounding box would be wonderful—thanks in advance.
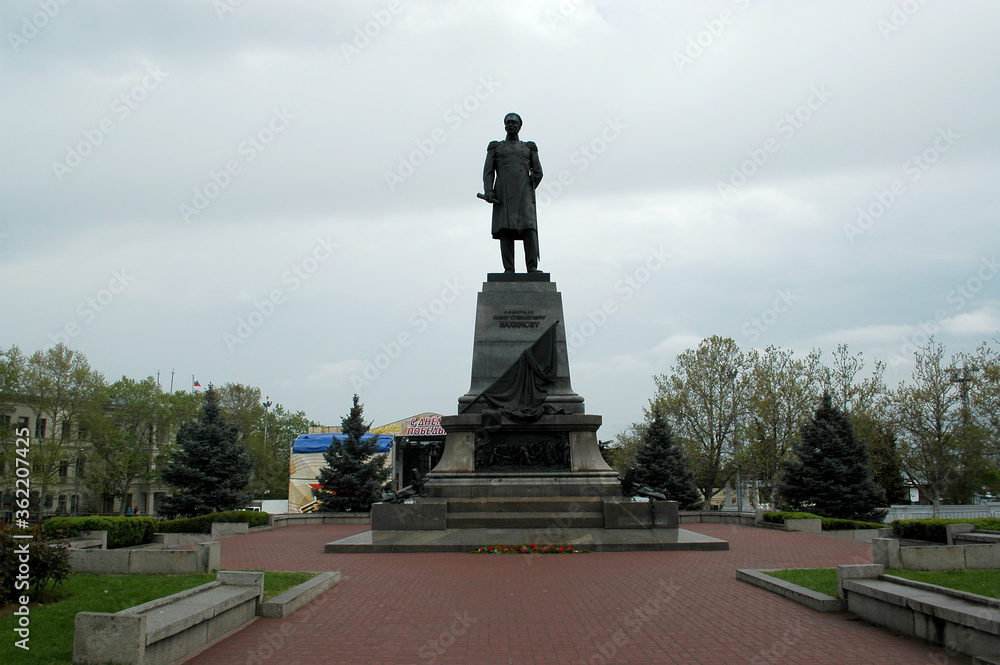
[504,113,522,132]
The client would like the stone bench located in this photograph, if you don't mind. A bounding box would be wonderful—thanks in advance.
[69,540,220,575]
[73,571,263,665]
[838,564,1000,661]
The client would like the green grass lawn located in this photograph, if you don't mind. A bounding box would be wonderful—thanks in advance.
[0,570,317,665]
[765,567,1000,602]
[765,568,838,597]
[886,569,1000,599]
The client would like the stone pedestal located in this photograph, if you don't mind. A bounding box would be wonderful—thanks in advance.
[333,272,730,552]
[425,412,619,497]
[457,273,583,414]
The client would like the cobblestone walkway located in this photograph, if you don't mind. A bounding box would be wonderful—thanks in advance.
[182,523,970,664]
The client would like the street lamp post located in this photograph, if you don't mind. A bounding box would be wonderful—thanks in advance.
[262,396,272,449]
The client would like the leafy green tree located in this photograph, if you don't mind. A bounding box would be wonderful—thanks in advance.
[21,344,105,513]
[861,416,908,504]
[158,386,252,517]
[0,345,27,499]
[743,346,824,507]
[82,377,166,515]
[313,394,388,512]
[632,405,702,509]
[217,383,317,500]
[894,341,969,515]
[607,425,644,476]
[779,393,886,521]
[823,344,905,504]
[654,336,748,509]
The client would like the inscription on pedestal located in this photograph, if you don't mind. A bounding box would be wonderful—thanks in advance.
[492,309,547,330]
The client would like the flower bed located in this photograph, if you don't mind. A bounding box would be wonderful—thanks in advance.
[473,544,586,554]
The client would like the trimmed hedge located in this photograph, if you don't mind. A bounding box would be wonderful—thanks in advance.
[763,512,885,531]
[762,511,821,524]
[820,518,886,531]
[156,510,270,534]
[892,518,1000,543]
[42,516,158,549]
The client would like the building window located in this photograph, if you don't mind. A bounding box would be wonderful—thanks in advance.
[35,418,47,439]
[57,495,67,513]
[76,459,86,478]
[62,420,72,438]
[1,415,10,429]
[16,416,29,435]
[44,494,53,509]
[59,461,69,478]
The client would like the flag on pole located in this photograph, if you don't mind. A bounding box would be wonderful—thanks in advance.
[193,376,202,390]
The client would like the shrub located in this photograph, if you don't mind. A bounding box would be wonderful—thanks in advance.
[763,511,821,524]
[0,524,71,606]
[156,511,269,534]
[892,518,1000,543]
[820,518,887,531]
[41,516,157,549]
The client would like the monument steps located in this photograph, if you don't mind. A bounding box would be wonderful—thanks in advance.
[447,511,605,529]
[446,497,604,514]
[445,496,605,529]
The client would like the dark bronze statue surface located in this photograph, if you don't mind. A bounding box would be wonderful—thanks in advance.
[480,113,543,273]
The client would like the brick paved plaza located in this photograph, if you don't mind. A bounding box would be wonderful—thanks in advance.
[184,523,971,664]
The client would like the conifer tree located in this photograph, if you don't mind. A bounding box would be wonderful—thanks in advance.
[159,385,252,517]
[779,393,887,521]
[313,394,389,512]
[633,404,702,509]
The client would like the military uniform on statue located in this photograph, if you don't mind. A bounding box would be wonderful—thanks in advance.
[480,113,543,273]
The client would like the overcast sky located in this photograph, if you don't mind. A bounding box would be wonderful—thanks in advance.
[2,0,998,438]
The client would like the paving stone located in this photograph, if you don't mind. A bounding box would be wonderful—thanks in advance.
[182,523,974,664]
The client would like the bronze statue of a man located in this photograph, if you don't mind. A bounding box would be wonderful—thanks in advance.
[480,113,543,273]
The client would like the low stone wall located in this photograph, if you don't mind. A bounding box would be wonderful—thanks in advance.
[838,564,1000,661]
[823,527,893,542]
[69,540,220,575]
[272,513,370,527]
[873,537,1000,571]
[74,570,262,665]
[679,511,755,526]
[736,569,845,612]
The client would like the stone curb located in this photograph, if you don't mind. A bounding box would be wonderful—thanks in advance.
[259,571,342,618]
[736,568,846,612]
[881,574,1000,609]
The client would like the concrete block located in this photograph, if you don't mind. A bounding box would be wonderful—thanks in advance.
[837,564,884,599]
[736,569,845,612]
[200,541,221,572]
[79,530,108,550]
[945,623,1000,663]
[74,612,145,665]
[371,499,447,530]
[846,590,915,635]
[602,499,678,529]
[900,545,966,571]
[947,523,976,545]
[127,550,195,575]
[210,521,249,538]
[69,549,130,575]
[965,544,1000,569]
[218,570,265,605]
[785,518,822,535]
[260,571,341,618]
[873,538,901,569]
